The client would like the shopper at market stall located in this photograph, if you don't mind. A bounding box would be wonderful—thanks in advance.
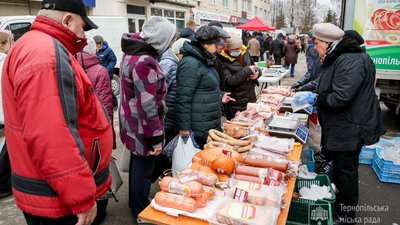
[175,26,235,149]
[119,16,176,223]
[2,1,113,224]
[284,37,300,77]
[313,23,384,224]
[219,34,261,119]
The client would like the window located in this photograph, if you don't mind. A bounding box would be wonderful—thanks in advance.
[127,5,145,15]
[254,6,257,16]
[264,10,267,20]
[233,0,238,10]
[209,0,216,5]
[242,0,247,11]
[247,0,252,12]
[223,0,228,8]
[151,8,185,30]
[8,23,31,41]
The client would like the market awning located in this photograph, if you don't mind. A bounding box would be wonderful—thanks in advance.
[236,16,275,31]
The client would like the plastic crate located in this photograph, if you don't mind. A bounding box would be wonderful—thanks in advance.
[372,158,400,184]
[287,175,336,225]
[306,149,315,172]
[359,146,376,165]
[255,61,267,67]
[373,148,400,174]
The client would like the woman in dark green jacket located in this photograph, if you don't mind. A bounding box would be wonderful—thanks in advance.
[175,26,234,148]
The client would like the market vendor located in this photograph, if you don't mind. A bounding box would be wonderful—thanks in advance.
[312,23,384,224]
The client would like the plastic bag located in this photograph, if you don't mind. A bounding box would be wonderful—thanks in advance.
[172,136,200,177]
[162,131,198,163]
[119,146,131,173]
[307,120,322,152]
[292,91,316,113]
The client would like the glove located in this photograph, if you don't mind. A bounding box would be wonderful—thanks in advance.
[308,93,317,105]
[291,82,301,89]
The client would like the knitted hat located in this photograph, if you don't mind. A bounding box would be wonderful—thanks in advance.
[226,34,242,50]
[172,38,190,55]
[312,23,344,43]
[208,20,223,28]
[93,35,103,43]
[140,16,177,54]
[195,26,224,46]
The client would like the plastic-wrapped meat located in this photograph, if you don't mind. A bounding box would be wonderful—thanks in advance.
[255,135,295,156]
[261,85,293,97]
[257,94,283,106]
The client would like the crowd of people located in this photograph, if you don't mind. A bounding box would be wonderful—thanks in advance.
[0,0,384,225]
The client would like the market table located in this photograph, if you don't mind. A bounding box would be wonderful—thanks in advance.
[138,142,302,225]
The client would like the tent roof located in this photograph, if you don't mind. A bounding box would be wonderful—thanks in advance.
[236,16,275,31]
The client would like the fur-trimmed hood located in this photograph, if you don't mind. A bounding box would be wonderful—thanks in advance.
[323,37,362,65]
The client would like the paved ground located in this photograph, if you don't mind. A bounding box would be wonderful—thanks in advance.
[1,53,399,225]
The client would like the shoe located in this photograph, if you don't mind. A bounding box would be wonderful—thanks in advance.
[314,161,332,174]
[0,191,12,199]
[314,151,326,162]
[136,218,153,224]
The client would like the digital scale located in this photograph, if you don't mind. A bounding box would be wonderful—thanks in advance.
[266,115,309,144]
[279,97,313,114]
[284,112,309,126]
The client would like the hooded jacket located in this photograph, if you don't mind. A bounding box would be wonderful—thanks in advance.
[271,35,285,57]
[179,28,196,41]
[2,16,112,218]
[96,41,117,77]
[317,37,384,152]
[159,49,178,133]
[220,46,260,119]
[175,41,222,146]
[284,38,299,65]
[119,33,166,156]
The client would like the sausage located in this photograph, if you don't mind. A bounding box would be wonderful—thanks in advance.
[235,165,269,177]
[236,144,254,153]
[234,174,265,184]
[243,156,288,172]
[209,129,235,140]
[154,192,197,213]
[158,177,204,199]
[216,173,229,182]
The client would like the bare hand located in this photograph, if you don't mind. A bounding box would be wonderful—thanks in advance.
[222,93,236,103]
[149,144,162,156]
[179,130,190,137]
[249,73,259,80]
[76,203,97,225]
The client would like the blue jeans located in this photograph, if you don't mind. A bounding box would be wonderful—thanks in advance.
[285,63,296,76]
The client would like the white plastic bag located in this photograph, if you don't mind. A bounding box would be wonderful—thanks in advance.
[172,136,200,177]
[307,121,322,152]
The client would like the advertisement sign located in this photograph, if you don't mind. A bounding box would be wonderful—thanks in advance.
[353,0,400,71]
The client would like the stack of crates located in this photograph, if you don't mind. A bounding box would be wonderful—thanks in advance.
[287,175,335,225]
[371,147,400,184]
[359,145,377,165]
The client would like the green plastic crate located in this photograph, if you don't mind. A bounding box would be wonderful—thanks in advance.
[256,61,267,67]
[287,199,333,225]
[287,175,336,225]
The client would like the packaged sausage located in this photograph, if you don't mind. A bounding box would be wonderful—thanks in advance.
[227,180,285,207]
[211,200,281,225]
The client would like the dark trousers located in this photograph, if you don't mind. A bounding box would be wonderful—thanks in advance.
[273,55,282,65]
[324,149,360,225]
[129,154,156,219]
[23,199,108,225]
[0,142,11,193]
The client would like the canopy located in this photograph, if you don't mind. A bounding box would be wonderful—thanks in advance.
[236,16,275,31]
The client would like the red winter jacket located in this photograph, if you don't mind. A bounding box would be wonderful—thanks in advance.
[2,16,113,218]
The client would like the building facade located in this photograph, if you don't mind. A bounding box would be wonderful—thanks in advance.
[0,0,272,31]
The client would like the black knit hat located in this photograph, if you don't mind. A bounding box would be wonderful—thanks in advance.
[41,0,98,31]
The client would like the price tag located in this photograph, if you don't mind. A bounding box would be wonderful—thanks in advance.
[233,188,249,202]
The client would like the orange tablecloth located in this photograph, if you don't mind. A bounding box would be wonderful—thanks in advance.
[139,143,302,225]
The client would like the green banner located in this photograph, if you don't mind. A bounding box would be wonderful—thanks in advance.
[354,0,400,72]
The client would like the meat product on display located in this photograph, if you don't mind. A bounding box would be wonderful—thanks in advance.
[255,135,295,156]
[261,85,293,97]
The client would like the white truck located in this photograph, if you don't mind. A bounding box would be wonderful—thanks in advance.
[0,15,128,96]
[342,0,400,119]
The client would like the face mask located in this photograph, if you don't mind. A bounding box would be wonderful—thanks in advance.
[230,51,241,57]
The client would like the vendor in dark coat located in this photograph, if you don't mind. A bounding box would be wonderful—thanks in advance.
[175,26,235,148]
[313,23,384,225]
[219,34,261,119]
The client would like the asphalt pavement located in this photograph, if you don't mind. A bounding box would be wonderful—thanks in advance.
[1,53,399,225]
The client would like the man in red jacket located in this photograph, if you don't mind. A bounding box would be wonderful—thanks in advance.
[2,1,113,225]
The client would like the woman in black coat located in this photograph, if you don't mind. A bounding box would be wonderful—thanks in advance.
[284,37,300,77]
[219,34,261,120]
